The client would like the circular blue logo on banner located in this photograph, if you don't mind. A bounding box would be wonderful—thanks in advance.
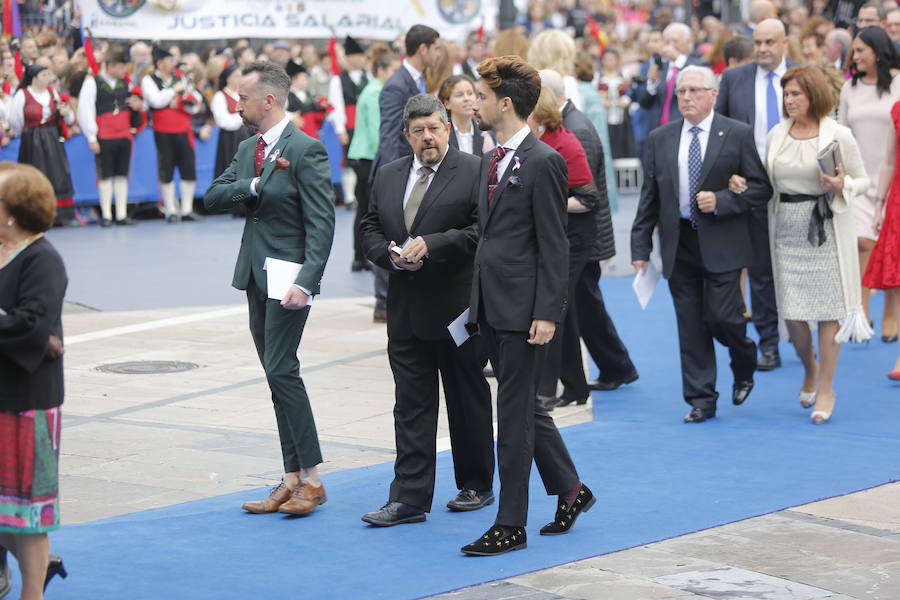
[98,0,146,18]
[437,0,481,24]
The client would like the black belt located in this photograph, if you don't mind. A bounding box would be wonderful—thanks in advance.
[780,193,833,247]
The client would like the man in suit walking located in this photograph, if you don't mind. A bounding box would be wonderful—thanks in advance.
[633,23,709,132]
[716,18,795,371]
[358,94,495,527]
[204,62,336,515]
[369,24,442,323]
[541,70,638,400]
[462,56,595,557]
[631,66,772,424]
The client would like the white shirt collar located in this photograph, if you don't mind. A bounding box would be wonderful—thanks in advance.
[412,146,449,175]
[403,59,423,85]
[757,57,788,78]
[261,113,291,147]
[682,110,715,135]
[673,54,688,70]
[500,124,532,152]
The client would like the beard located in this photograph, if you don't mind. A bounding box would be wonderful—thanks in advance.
[419,145,441,166]
[240,113,259,130]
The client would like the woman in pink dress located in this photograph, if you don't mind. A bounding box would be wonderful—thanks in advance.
[863,101,900,379]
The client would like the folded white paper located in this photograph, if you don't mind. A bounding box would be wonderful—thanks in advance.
[632,261,660,310]
[448,308,472,347]
[264,257,303,301]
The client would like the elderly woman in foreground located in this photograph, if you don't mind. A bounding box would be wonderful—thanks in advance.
[0,162,69,599]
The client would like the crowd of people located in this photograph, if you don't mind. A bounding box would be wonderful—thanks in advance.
[3,0,900,596]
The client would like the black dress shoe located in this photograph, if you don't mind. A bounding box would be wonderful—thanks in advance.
[447,489,494,512]
[115,217,137,226]
[732,380,754,406]
[756,350,781,371]
[351,259,370,272]
[883,334,899,343]
[540,484,596,535]
[166,215,179,224]
[554,395,590,407]
[361,502,425,527]
[100,217,112,228]
[180,212,204,222]
[537,395,557,412]
[44,555,67,591]
[461,525,526,555]
[684,407,715,423]
[588,370,639,391]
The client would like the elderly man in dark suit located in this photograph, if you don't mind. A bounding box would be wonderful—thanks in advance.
[540,69,637,403]
[204,62,335,515]
[462,56,595,557]
[358,94,495,527]
[633,23,709,131]
[631,66,773,424]
[716,18,797,371]
[368,24,442,323]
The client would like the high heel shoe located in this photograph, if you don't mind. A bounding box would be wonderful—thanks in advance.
[44,555,67,591]
[888,371,900,381]
[799,390,816,409]
[811,410,831,425]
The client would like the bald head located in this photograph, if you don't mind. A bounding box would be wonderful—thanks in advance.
[753,18,788,71]
[539,69,566,106]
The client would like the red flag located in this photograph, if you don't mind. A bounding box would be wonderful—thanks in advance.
[84,32,100,76]
[586,16,608,54]
[13,48,22,80]
[2,0,12,38]
[476,18,484,43]
[327,37,341,76]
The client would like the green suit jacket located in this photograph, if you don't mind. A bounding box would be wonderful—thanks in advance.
[204,121,335,295]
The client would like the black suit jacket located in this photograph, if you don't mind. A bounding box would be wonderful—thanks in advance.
[360,146,482,341]
[633,56,709,129]
[715,60,799,126]
[561,100,615,262]
[370,66,420,178]
[631,113,773,278]
[448,121,491,158]
[468,132,569,332]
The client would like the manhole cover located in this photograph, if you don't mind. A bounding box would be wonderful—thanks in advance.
[96,361,200,374]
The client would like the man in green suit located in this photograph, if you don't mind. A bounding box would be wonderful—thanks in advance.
[204,61,336,516]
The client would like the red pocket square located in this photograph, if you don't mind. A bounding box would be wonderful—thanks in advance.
[274,157,291,171]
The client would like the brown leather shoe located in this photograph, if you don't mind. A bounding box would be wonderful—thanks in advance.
[278,480,327,515]
[241,483,292,514]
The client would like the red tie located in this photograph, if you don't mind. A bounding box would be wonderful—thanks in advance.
[254,136,266,176]
[487,146,508,205]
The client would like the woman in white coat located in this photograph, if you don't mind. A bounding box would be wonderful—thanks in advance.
[731,65,872,424]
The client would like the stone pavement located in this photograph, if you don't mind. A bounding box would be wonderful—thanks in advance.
[50,193,899,600]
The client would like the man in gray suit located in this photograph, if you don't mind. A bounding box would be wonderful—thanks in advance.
[716,18,797,371]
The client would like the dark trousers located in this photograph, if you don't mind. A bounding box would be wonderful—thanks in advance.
[576,261,636,382]
[480,323,580,527]
[153,131,196,183]
[748,206,779,353]
[246,276,322,472]
[667,222,757,412]
[352,159,372,263]
[387,336,494,512]
[538,225,592,402]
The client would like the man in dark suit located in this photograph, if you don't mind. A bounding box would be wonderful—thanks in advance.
[633,22,709,132]
[461,56,595,556]
[204,62,336,515]
[716,18,796,371]
[369,24,442,322]
[358,95,495,526]
[631,66,772,424]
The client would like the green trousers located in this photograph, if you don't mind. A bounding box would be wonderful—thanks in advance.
[246,277,322,472]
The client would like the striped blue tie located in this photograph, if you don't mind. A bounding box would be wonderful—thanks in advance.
[766,71,779,131]
[418,74,426,94]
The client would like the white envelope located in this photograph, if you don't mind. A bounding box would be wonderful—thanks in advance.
[632,261,660,310]
[263,257,303,301]
[448,308,472,347]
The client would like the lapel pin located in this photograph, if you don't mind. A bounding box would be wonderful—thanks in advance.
[718,130,724,136]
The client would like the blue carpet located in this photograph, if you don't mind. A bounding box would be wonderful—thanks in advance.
[41,278,900,599]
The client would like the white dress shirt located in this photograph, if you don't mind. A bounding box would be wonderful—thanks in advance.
[77,71,122,142]
[9,87,75,135]
[677,111,714,219]
[452,118,474,155]
[326,69,367,135]
[495,124,532,179]
[753,58,787,161]
[403,59,425,93]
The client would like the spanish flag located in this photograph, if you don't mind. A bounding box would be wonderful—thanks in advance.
[586,16,608,55]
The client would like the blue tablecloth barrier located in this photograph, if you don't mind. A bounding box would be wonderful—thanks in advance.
[0,125,345,205]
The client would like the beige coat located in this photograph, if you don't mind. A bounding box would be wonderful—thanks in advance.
[765,116,872,343]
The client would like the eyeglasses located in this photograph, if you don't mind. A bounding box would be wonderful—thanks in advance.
[675,86,714,97]
[408,125,444,138]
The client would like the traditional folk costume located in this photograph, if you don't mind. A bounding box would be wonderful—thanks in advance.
[141,46,203,222]
[211,64,251,178]
[77,69,144,225]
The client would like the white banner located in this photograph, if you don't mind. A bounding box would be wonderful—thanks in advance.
[79,0,496,42]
